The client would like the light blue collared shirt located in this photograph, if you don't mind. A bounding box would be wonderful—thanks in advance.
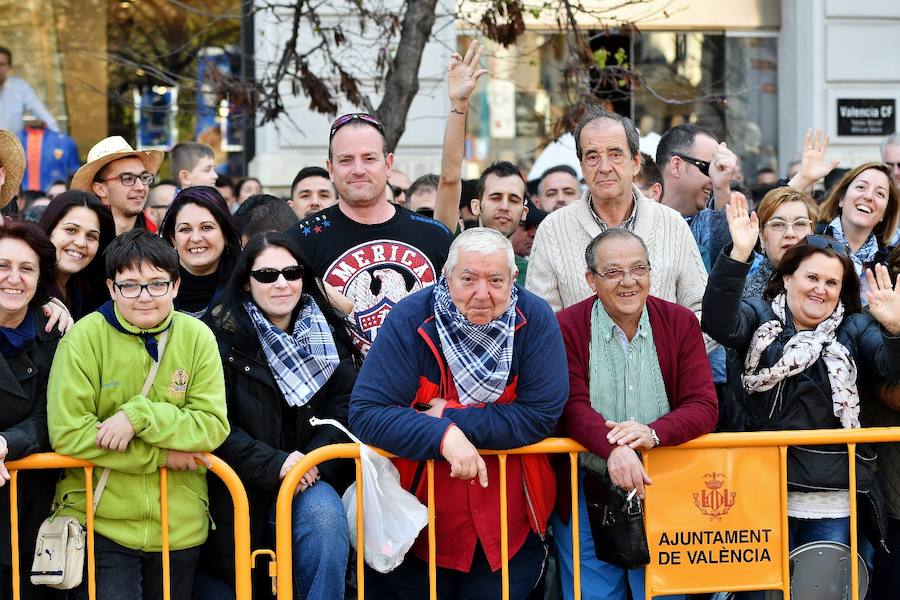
[0,77,59,133]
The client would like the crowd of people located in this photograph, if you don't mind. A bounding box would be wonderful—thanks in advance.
[3,38,900,600]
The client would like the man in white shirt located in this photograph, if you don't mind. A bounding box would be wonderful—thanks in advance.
[0,47,59,134]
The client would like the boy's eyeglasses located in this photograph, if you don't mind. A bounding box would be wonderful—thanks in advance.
[249,266,304,283]
[114,280,173,298]
[329,113,384,140]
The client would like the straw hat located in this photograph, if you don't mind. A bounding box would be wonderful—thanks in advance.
[71,136,164,192]
[0,130,26,209]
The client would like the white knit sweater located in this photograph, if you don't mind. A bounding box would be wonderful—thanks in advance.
[525,189,708,318]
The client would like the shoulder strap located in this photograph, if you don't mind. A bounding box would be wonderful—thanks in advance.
[93,468,111,511]
[141,329,169,397]
[96,329,170,511]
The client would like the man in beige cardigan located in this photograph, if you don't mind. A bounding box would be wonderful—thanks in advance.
[526,107,708,329]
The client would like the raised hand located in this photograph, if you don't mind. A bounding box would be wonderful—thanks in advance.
[709,142,737,189]
[725,192,759,263]
[448,39,487,104]
[866,264,900,335]
[790,128,839,191]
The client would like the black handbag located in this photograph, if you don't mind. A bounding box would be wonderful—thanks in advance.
[582,469,650,569]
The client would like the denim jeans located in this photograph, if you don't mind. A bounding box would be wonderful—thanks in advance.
[266,480,348,600]
[71,533,201,600]
[550,480,683,600]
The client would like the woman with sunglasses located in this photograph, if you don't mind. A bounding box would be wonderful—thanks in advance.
[199,231,357,600]
[703,195,900,585]
[159,186,241,318]
[37,190,116,321]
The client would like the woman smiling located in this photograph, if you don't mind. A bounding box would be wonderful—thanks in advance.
[818,162,899,295]
[703,195,900,566]
[0,220,65,599]
[160,186,241,318]
[37,190,116,320]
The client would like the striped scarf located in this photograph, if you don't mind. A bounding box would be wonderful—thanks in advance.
[245,296,340,407]
[432,276,517,406]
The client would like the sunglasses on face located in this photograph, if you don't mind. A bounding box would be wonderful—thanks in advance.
[329,113,385,140]
[805,234,850,257]
[671,152,711,177]
[249,265,304,283]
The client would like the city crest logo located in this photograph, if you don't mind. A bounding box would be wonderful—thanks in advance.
[693,472,736,521]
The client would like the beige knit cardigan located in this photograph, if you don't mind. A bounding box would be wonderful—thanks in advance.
[525,188,708,318]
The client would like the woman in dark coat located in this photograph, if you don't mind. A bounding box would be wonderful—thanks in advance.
[703,195,900,564]
[199,231,357,600]
[0,220,64,599]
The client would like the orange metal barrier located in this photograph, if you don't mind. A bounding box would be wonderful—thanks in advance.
[273,428,900,600]
[6,452,252,600]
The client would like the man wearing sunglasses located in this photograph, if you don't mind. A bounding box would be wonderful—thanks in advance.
[286,113,453,354]
[71,136,164,235]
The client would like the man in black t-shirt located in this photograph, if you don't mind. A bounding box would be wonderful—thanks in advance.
[287,113,452,353]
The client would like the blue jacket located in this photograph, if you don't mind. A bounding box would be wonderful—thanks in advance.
[349,283,568,571]
[18,127,80,191]
[350,283,568,459]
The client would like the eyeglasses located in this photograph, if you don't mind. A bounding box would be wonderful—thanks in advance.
[591,264,652,282]
[114,280,173,298]
[249,265,304,283]
[671,152,711,177]
[99,172,155,187]
[764,217,813,234]
[805,234,850,257]
[329,113,385,140]
[885,161,900,170]
[389,184,407,198]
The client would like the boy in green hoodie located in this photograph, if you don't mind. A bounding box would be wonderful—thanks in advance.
[47,229,229,599]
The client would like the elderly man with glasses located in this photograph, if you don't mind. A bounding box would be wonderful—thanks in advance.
[287,113,453,354]
[71,136,164,235]
[551,228,717,600]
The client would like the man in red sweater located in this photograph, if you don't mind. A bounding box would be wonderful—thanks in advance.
[553,228,718,600]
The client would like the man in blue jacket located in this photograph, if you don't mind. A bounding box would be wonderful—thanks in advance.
[350,227,568,599]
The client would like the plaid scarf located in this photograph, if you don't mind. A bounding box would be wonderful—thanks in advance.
[245,296,340,408]
[828,216,879,275]
[432,276,517,406]
[742,293,859,429]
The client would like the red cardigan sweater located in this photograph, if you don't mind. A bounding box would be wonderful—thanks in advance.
[555,295,718,520]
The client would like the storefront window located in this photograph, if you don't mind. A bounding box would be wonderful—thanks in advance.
[464,30,779,183]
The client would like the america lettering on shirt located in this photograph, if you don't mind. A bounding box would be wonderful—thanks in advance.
[324,240,437,352]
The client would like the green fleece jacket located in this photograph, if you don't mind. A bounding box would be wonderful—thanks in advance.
[47,305,229,552]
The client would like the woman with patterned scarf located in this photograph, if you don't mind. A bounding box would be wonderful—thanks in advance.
[198,231,358,600]
[719,187,819,431]
[703,195,900,578]
[816,161,899,304]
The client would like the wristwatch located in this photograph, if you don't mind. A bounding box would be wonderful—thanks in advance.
[649,428,660,448]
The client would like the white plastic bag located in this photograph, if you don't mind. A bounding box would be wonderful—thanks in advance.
[309,417,428,573]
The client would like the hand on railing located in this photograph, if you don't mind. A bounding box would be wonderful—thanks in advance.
[0,435,8,487]
[442,424,488,488]
[606,420,656,451]
[280,450,320,493]
[95,410,136,451]
[166,450,212,471]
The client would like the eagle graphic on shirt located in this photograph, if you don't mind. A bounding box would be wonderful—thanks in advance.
[324,240,437,353]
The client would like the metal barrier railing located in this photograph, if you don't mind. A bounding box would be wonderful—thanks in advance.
[273,428,900,600]
[273,438,588,600]
[6,452,253,600]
